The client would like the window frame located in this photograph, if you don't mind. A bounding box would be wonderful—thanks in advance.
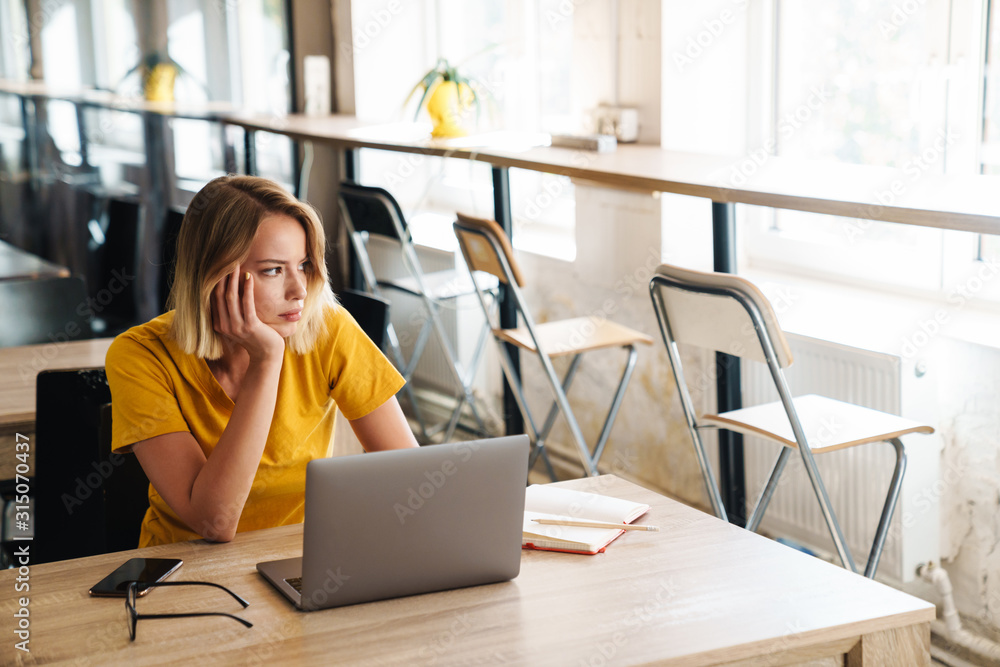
[740,0,1000,306]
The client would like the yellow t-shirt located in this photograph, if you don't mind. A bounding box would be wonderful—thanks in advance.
[105,304,405,547]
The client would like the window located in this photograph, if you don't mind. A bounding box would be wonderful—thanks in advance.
[978,0,1000,265]
[743,0,954,292]
[351,0,576,259]
[0,0,29,81]
[40,1,84,88]
[93,0,139,92]
[743,0,1000,303]
[165,0,293,191]
[24,1,293,195]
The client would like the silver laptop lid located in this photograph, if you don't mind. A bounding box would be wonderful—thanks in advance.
[299,435,529,611]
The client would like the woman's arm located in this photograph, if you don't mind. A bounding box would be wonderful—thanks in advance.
[132,269,285,542]
[132,354,280,542]
[349,396,420,451]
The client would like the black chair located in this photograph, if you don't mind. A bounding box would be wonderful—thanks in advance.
[0,276,92,347]
[337,288,390,349]
[159,206,186,312]
[89,196,142,335]
[31,368,150,564]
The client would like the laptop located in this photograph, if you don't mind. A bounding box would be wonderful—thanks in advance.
[257,435,529,611]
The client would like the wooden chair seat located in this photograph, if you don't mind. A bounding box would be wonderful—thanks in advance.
[495,316,653,357]
[703,394,934,453]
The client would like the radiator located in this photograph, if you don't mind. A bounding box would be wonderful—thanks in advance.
[741,332,941,583]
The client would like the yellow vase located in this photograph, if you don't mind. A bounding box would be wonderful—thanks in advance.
[426,80,475,138]
[144,63,177,102]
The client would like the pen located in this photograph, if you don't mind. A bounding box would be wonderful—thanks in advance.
[531,519,660,532]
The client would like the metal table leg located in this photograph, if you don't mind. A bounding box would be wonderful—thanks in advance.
[712,201,746,526]
[492,166,523,436]
[243,129,257,175]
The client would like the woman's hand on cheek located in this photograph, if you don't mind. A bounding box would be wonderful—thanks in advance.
[212,268,285,361]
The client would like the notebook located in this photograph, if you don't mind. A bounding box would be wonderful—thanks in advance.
[257,435,529,611]
[521,485,651,555]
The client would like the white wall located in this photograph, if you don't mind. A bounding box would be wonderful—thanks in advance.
[929,336,1000,633]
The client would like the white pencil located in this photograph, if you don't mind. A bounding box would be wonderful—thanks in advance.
[531,518,659,532]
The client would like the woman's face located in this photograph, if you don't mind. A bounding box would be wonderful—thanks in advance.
[242,213,311,338]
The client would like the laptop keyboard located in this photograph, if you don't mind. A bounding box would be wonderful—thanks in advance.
[285,577,303,594]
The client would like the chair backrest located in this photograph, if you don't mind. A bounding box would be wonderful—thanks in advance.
[33,368,149,564]
[0,276,92,347]
[337,181,411,242]
[96,196,141,326]
[453,212,526,286]
[649,263,793,368]
[336,288,390,349]
[159,205,187,312]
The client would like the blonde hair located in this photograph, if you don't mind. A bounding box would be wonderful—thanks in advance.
[168,175,334,359]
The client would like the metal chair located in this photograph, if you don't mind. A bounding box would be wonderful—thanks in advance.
[337,182,496,443]
[0,276,92,347]
[453,212,653,480]
[649,263,935,578]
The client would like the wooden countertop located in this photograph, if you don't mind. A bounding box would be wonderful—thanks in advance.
[0,338,114,428]
[222,112,1000,235]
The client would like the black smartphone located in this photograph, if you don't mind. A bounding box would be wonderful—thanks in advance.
[88,557,183,597]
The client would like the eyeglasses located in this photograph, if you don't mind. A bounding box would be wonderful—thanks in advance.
[125,580,253,641]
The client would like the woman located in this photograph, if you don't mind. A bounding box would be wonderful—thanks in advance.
[106,175,418,547]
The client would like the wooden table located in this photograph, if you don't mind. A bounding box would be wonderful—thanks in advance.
[0,338,113,478]
[0,240,68,282]
[0,475,933,665]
